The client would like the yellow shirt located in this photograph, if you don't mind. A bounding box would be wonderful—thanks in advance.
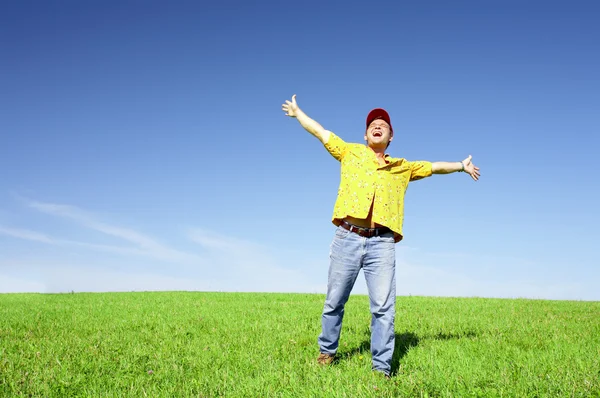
[323,132,432,242]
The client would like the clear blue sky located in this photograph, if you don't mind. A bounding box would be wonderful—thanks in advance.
[1,1,598,300]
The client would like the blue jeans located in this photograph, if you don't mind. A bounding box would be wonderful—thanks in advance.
[318,225,396,375]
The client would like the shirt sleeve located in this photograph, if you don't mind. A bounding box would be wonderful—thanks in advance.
[408,160,433,181]
[323,132,350,162]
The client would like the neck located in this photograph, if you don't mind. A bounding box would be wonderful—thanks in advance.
[368,145,387,158]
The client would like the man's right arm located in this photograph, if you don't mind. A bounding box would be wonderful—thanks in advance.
[282,94,331,144]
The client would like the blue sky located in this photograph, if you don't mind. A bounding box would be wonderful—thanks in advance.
[1,1,598,300]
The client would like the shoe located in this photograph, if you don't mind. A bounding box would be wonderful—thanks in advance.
[317,353,336,365]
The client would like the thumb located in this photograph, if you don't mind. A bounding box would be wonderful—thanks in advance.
[292,94,297,104]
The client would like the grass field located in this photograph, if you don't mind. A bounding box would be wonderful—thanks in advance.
[0,292,598,397]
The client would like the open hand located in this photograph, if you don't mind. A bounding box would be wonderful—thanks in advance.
[462,155,480,181]
[282,94,299,118]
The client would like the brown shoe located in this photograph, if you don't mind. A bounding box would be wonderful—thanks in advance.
[317,353,336,365]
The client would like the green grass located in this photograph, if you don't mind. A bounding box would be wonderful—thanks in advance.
[1,292,598,397]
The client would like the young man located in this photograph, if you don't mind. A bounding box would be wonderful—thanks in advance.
[281,94,480,377]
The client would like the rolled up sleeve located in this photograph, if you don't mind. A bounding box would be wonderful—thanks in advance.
[323,132,350,162]
[408,160,433,181]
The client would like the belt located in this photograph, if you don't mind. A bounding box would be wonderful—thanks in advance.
[340,221,391,238]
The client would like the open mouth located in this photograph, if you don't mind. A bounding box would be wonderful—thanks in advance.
[373,131,382,137]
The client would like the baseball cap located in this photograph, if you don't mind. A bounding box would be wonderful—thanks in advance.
[366,108,393,132]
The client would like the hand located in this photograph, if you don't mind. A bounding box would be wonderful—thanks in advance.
[282,94,300,118]
[462,155,480,181]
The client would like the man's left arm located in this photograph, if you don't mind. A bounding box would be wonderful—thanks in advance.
[432,155,480,181]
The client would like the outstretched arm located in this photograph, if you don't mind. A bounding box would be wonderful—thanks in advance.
[282,94,331,144]
[432,155,480,181]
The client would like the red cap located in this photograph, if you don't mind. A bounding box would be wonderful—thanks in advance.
[366,108,393,132]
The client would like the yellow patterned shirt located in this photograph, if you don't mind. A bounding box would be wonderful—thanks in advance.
[323,132,432,242]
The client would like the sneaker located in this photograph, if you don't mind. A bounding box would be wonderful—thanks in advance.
[317,353,336,365]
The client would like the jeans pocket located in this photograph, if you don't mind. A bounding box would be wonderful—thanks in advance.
[376,233,395,244]
[334,226,351,239]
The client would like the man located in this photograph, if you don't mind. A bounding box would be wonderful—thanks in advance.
[281,94,480,377]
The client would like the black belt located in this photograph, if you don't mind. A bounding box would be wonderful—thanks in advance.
[341,221,391,238]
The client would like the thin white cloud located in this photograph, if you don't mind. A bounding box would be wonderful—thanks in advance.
[0,226,56,244]
[3,197,322,293]
[26,200,154,246]
[63,240,145,256]
[0,224,146,256]
[20,198,200,263]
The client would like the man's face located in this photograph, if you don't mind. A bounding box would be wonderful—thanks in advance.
[364,118,393,149]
